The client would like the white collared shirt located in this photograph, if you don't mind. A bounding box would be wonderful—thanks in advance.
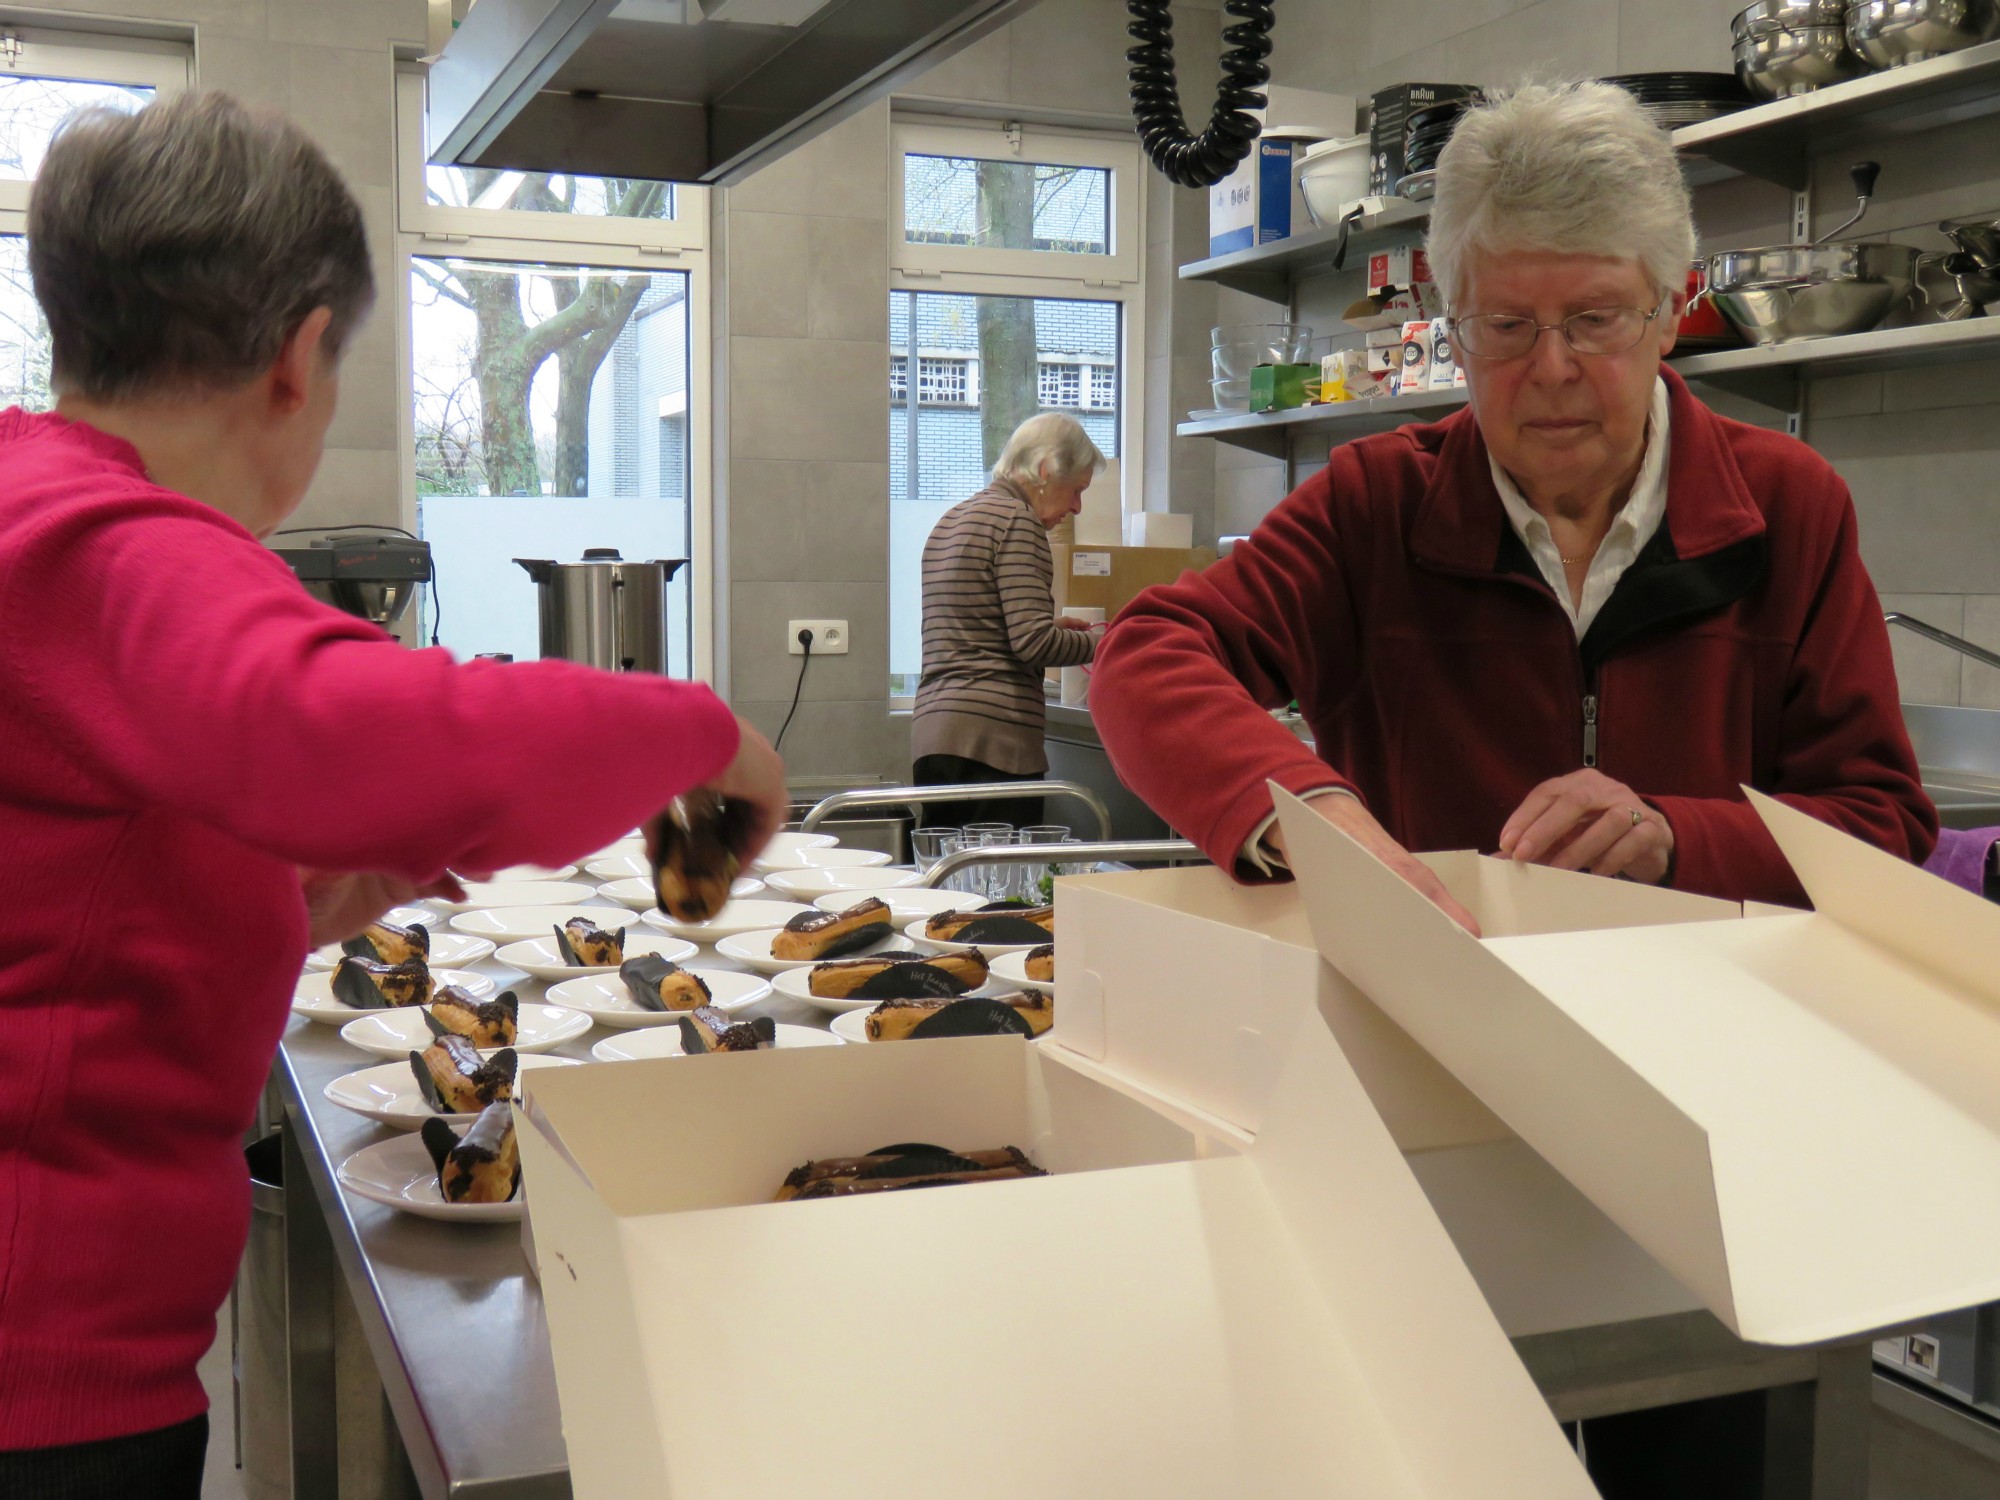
[1239,376,1673,872]
[1487,375,1672,637]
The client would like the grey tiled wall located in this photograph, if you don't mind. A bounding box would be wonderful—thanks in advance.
[1213,0,2000,711]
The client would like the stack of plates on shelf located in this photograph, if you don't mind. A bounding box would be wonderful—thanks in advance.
[1400,95,1481,180]
[1395,169,1438,202]
[1600,72,1754,128]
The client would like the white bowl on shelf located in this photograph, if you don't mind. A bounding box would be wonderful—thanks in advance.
[1295,134,1370,228]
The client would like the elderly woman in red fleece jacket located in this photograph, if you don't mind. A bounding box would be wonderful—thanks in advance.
[1092,81,1933,929]
[0,95,784,1495]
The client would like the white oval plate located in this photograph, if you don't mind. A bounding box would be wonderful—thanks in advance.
[323,1054,580,1130]
[594,875,765,911]
[544,968,772,1029]
[430,880,597,913]
[639,899,815,942]
[770,963,997,1014]
[338,1134,523,1223]
[764,866,923,900]
[747,831,838,866]
[590,1022,842,1062]
[813,887,967,921]
[306,931,495,973]
[478,863,578,883]
[711,928,907,976]
[339,1003,590,1058]
[492,931,697,983]
[293,968,496,1025]
[903,917,1047,957]
[750,844,890,875]
[587,853,766,895]
[988,948,1055,997]
[452,905,640,940]
[828,1006,1050,1045]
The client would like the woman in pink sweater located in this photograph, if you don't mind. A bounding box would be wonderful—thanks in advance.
[0,94,783,1495]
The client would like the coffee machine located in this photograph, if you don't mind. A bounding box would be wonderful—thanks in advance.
[275,531,433,629]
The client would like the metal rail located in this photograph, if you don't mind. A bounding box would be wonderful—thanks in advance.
[799,781,1114,841]
[1885,612,2000,673]
[921,838,1204,890]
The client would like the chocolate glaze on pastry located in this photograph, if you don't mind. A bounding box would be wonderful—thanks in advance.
[770,897,893,961]
[428,986,518,1047]
[332,955,432,1010]
[925,905,1053,945]
[421,1103,520,1204]
[619,953,713,1012]
[1024,944,1054,982]
[865,992,1051,1041]
[777,1143,1042,1202]
[651,791,756,923]
[676,1004,778,1054]
[409,1033,518,1115]
[553,917,624,967]
[807,950,988,1000]
[342,920,430,966]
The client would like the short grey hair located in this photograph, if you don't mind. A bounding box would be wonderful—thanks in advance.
[993,412,1106,488]
[29,91,375,400]
[1425,81,1695,307]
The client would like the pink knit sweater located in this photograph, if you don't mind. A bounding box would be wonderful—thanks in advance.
[0,410,741,1448]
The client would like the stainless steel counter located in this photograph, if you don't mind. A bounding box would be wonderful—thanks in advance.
[276,897,1873,1500]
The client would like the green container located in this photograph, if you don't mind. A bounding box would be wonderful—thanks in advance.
[1249,361,1315,412]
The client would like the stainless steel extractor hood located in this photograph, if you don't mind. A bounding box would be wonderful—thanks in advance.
[426,0,1048,185]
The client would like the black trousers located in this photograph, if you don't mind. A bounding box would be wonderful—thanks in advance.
[912,754,1044,831]
[1578,1391,1767,1500]
[0,1415,207,1500]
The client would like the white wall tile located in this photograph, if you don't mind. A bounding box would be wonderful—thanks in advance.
[1959,597,2000,710]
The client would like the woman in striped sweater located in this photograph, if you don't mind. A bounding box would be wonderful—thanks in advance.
[911,415,1104,825]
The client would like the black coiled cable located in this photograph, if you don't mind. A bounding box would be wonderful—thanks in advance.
[1126,0,1276,190]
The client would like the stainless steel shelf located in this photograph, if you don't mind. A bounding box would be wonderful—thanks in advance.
[1177,198,1431,299]
[1176,386,1469,456]
[1671,38,2000,189]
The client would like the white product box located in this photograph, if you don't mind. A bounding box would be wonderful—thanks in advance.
[518,989,1598,1497]
[1208,90,1357,257]
[1397,320,1433,394]
[1427,322,1459,389]
[1369,244,1433,293]
[1125,511,1194,549]
[1276,784,2000,1347]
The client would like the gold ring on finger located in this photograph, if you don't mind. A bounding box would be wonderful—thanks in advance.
[1628,806,1643,828]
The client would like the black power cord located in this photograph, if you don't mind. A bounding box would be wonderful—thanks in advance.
[774,628,813,752]
[1126,0,1276,189]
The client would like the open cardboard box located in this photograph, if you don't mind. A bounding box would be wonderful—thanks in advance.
[1275,784,2000,1347]
[516,1030,1598,1498]
[1054,865,1704,1337]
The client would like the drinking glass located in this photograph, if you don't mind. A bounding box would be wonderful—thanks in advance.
[910,826,961,874]
[975,829,1017,903]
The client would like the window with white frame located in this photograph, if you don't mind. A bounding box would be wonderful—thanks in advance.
[395,71,710,677]
[0,29,189,412]
[888,117,1142,700]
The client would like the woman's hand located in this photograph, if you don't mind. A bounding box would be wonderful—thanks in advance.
[1499,770,1674,884]
[1268,794,1482,935]
[300,869,467,946]
[1054,616,1094,631]
[646,717,790,870]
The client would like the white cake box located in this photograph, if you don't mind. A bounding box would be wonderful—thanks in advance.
[516,1025,1598,1498]
[1275,784,2000,1347]
[1053,864,1708,1336]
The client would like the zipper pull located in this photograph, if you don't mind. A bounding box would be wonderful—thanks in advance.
[1582,693,1599,769]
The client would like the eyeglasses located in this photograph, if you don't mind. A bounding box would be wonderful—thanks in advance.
[1443,295,1671,361]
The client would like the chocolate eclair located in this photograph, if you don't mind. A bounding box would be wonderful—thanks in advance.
[770,897,894,961]
[778,1144,1042,1202]
[428,986,518,1048]
[341,919,430,966]
[677,1004,777,1054]
[1024,943,1054,983]
[806,950,988,1000]
[409,1030,517,1115]
[651,791,755,923]
[924,905,1054,945]
[422,1103,520,1204]
[332,955,432,1010]
[553,916,624,967]
[619,953,713,1012]
[864,992,1052,1041]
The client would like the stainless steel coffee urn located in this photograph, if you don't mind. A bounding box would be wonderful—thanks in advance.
[514,549,687,673]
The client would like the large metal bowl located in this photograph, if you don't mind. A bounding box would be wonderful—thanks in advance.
[1705,243,1920,344]
[1733,0,1847,37]
[1734,25,1861,97]
[1941,214,2000,269]
[1845,0,1999,68]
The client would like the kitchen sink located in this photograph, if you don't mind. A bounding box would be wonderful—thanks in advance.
[1904,704,2000,830]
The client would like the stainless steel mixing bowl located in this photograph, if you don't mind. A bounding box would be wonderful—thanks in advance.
[1845,0,1999,68]
[1941,215,2000,269]
[1733,0,1848,36]
[1705,243,1920,344]
[1734,25,1861,97]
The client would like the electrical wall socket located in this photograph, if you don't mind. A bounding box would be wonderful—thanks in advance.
[789,619,848,655]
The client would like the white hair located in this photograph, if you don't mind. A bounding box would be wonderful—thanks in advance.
[992,412,1106,488]
[1425,81,1695,307]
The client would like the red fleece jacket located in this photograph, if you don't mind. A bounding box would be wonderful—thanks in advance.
[1091,370,1935,905]
[0,410,741,1449]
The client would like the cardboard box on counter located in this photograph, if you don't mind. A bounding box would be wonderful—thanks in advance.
[1051,542,1214,621]
[1276,784,2000,1347]
[517,990,1599,1497]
